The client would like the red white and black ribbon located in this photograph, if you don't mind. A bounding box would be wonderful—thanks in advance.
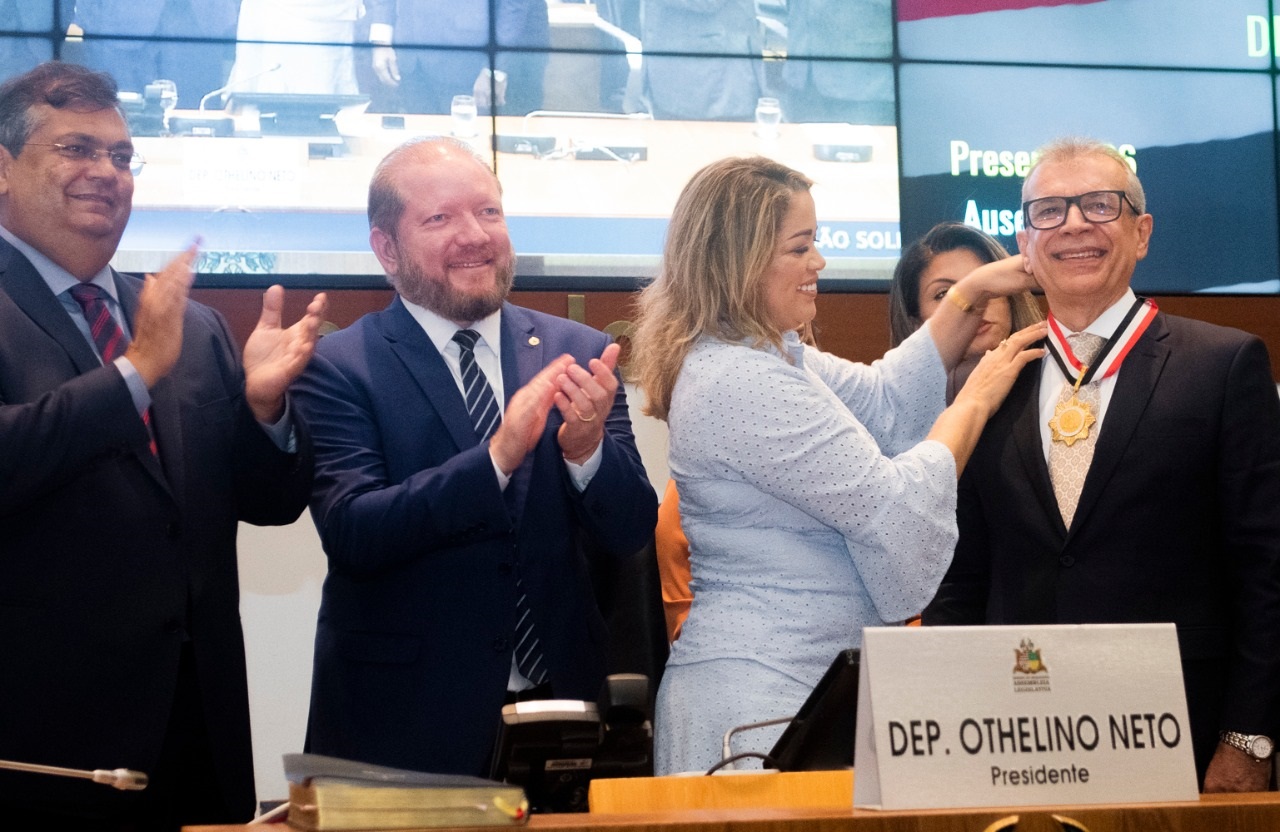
[1045,297,1158,386]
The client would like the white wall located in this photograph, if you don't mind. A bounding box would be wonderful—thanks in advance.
[236,384,670,804]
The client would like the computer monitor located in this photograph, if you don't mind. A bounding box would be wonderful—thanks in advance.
[765,648,860,772]
[223,92,369,137]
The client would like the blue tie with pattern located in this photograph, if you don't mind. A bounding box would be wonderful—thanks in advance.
[451,329,548,686]
[452,329,501,441]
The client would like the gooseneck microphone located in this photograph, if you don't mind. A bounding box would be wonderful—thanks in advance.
[198,63,284,110]
[0,758,148,790]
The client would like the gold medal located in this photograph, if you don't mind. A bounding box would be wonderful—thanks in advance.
[1049,364,1096,446]
[1049,395,1096,445]
[1044,301,1159,447]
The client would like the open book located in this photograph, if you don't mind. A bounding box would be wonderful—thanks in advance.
[284,753,529,830]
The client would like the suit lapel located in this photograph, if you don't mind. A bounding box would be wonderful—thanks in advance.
[1009,361,1066,536]
[500,303,546,523]
[1068,314,1170,536]
[501,302,546,406]
[113,271,173,492]
[379,297,478,453]
[0,242,171,490]
[0,239,102,376]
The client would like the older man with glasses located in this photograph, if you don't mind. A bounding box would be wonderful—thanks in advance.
[925,136,1280,794]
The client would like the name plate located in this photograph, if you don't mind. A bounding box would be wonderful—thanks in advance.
[853,624,1198,810]
[182,138,305,206]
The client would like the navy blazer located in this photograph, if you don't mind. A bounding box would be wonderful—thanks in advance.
[925,311,1280,779]
[74,0,240,37]
[294,298,657,776]
[640,0,761,121]
[0,237,312,819]
[366,0,550,113]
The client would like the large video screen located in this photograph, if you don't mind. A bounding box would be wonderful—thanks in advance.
[898,0,1270,69]
[897,0,1280,294]
[0,1,899,287]
[3,1,1280,292]
[898,63,1279,294]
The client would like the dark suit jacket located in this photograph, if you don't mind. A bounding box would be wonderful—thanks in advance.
[0,0,69,80]
[366,0,550,114]
[293,298,657,776]
[641,0,761,121]
[74,0,240,36]
[779,0,894,124]
[0,238,312,819]
[924,311,1280,778]
[367,0,549,49]
[71,0,242,108]
[781,0,892,96]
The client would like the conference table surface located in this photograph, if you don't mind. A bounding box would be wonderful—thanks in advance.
[185,791,1280,832]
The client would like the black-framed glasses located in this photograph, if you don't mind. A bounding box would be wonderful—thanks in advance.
[1021,190,1135,230]
[25,142,145,175]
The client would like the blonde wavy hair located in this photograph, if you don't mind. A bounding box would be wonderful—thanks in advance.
[631,156,813,421]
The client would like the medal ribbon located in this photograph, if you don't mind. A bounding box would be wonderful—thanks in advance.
[1044,297,1158,386]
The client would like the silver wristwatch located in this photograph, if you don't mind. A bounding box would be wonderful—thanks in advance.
[1220,731,1275,761]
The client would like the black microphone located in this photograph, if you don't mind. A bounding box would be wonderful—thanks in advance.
[0,758,148,790]
[199,63,284,110]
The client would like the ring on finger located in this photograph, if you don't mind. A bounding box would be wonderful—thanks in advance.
[572,406,597,422]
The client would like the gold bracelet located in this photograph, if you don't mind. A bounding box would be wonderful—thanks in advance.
[946,285,976,314]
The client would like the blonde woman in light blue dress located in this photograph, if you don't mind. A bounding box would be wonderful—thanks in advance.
[631,156,1046,774]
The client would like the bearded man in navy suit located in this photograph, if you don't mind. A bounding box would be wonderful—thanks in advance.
[293,136,657,776]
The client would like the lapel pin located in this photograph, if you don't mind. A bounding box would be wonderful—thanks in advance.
[528,336,540,346]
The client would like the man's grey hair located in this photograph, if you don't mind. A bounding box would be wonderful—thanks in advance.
[1023,136,1146,215]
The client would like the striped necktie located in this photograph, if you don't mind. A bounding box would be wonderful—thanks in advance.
[69,283,158,456]
[451,329,501,441]
[450,329,548,686]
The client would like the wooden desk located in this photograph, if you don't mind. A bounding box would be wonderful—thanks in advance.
[184,791,1280,832]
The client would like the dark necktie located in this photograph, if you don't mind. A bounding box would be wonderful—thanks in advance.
[69,283,157,456]
[451,329,501,441]
[450,329,548,686]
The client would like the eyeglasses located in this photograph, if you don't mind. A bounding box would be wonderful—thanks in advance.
[25,142,145,175]
[1021,190,1136,230]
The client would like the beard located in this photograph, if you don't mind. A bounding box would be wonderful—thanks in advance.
[390,244,516,324]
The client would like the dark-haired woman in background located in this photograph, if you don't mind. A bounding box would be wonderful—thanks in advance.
[892,222,1043,401]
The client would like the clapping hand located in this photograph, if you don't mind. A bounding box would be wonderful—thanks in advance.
[243,286,329,424]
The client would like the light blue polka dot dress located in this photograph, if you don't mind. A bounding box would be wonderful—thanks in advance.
[654,327,958,775]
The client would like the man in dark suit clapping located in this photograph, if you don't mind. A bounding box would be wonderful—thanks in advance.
[0,61,327,829]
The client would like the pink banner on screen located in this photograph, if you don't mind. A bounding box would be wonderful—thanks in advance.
[898,0,1106,22]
